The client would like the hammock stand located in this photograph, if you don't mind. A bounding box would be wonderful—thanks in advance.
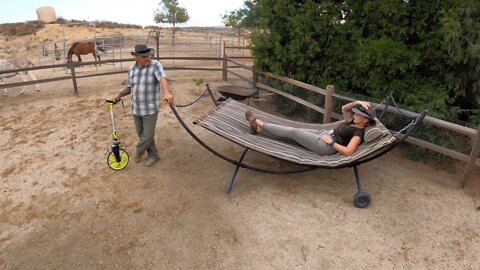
[172,84,428,208]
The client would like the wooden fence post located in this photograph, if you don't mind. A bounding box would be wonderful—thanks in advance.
[323,85,335,123]
[69,62,79,96]
[155,31,160,60]
[460,124,480,189]
[222,41,227,81]
[252,65,259,97]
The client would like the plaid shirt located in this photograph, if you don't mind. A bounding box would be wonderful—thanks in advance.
[127,60,167,116]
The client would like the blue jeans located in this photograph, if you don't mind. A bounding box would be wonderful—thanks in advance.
[261,123,337,155]
[133,112,159,159]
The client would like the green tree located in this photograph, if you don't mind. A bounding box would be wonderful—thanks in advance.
[222,9,246,37]
[439,0,480,124]
[250,0,348,116]
[233,0,479,124]
[153,0,190,36]
[221,0,259,36]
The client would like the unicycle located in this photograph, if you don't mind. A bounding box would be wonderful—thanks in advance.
[105,99,129,170]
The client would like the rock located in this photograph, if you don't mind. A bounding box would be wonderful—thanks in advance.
[36,6,57,23]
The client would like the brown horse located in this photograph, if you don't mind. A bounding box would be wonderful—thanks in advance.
[66,41,105,65]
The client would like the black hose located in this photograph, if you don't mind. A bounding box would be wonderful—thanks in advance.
[175,88,209,108]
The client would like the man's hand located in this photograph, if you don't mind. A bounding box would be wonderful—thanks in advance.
[160,77,174,106]
[163,93,174,106]
[112,94,121,103]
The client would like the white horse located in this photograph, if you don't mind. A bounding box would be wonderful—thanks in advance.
[0,57,40,96]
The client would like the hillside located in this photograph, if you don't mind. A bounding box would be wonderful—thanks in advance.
[0,21,241,58]
[0,22,149,58]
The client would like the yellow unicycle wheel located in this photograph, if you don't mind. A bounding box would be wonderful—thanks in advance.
[107,149,129,170]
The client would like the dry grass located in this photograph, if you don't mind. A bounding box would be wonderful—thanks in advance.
[0,21,45,36]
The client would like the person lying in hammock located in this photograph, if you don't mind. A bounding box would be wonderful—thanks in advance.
[245,100,377,156]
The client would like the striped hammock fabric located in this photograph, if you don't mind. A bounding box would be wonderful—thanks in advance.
[194,99,396,168]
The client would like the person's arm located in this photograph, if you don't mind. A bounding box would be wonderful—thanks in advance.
[321,135,362,156]
[341,100,371,122]
[160,77,174,106]
[113,87,131,102]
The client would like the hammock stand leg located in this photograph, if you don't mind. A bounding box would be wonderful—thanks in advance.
[353,166,364,191]
[227,148,249,193]
[352,166,372,208]
[205,83,220,106]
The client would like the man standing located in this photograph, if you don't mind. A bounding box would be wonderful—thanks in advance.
[113,43,174,167]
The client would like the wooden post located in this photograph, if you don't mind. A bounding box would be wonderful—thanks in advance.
[69,62,79,96]
[460,124,480,189]
[323,85,335,123]
[222,41,227,81]
[252,66,259,98]
[155,31,160,60]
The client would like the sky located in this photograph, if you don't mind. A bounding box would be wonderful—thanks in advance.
[0,0,246,27]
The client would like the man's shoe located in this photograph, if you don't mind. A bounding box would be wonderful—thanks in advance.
[134,153,143,163]
[144,157,160,167]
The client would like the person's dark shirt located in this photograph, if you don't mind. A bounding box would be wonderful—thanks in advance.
[333,122,364,146]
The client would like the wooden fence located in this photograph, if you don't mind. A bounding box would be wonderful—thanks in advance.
[1,43,478,187]
[0,57,222,96]
[221,48,480,188]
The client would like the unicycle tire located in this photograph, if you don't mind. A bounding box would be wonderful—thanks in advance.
[107,149,129,170]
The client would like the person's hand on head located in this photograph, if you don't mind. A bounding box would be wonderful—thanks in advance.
[357,101,371,109]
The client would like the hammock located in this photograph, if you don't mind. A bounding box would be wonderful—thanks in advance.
[195,99,397,168]
[171,87,427,208]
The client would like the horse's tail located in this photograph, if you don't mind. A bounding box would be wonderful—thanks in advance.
[96,42,106,53]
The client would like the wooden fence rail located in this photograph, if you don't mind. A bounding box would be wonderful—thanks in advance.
[0,57,223,96]
[221,43,253,82]
[1,44,478,187]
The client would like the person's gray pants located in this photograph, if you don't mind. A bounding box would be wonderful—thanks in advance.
[133,112,159,159]
[261,123,337,155]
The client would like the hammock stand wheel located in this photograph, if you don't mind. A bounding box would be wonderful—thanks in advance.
[172,84,428,208]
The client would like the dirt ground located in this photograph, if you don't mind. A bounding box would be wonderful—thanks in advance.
[1,24,480,270]
[0,62,479,270]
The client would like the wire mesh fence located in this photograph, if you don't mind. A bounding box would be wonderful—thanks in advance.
[256,76,479,176]
[36,28,250,70]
